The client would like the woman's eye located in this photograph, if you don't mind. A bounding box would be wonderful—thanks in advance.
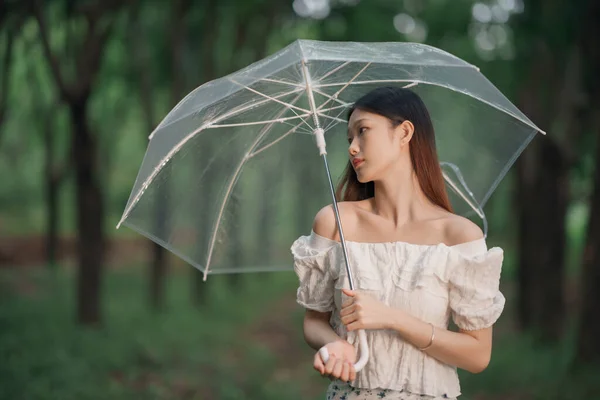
[358,127,366,135]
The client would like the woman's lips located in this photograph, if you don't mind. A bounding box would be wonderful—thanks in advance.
[352,158,364,167]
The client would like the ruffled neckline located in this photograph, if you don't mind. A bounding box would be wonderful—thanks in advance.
[310,229,487,252]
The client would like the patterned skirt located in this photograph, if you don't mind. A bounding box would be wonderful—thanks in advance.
[326,381,456,400]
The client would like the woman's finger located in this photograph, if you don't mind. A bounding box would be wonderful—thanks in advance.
[324,355,337,375]
[346,321,361,331]
[331,358,344,379]
[341,297,354,308]
[339,304,355,317]
[341,312,358,325]
[313,352,325,374]
[340,361,350,382]
[349,364,356,381]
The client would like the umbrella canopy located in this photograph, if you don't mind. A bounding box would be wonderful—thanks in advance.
[117,39,544,280]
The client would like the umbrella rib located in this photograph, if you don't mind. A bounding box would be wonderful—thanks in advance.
[318,61,351,81]
[284,100,316,132]
[320,97,355,132]
[442,171,484,220]
[316,78,415,88]
[317,78,546,134]
[317,113,347,124]
[248,118,306,158]
[312,88,353,108]
[148,87,303,140]
[301,59,322,129]
[316,63,371,111]
[117,86,304,227]
[259,78,304,87]
[320,107,352,132]
[318,103,351,113]
[281,120,313,135]
[209,114,311,128]
[202,91,305,280]
[229,78,312,114]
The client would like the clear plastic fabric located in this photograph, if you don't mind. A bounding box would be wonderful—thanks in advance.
[117,40,543,278]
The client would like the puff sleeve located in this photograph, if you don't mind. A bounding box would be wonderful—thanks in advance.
[449,247,506,331]
[290,232,338,313]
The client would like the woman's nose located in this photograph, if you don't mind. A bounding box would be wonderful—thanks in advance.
[348,139,359,156]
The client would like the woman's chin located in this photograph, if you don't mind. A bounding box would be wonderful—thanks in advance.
[356,173,370,184]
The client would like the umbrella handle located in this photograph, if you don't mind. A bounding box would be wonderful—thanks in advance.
[318,329,369,372]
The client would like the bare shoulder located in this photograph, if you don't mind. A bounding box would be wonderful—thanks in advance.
[312,201,364,241]
[442,213,484,246]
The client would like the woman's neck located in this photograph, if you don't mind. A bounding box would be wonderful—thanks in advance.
[371,163,432,228]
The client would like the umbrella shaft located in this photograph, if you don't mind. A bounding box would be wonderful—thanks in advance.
[322,154,356,291]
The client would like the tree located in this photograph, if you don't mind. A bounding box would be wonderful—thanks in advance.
[133,0,192,311]
[575,0,600,366]
[34,0,131,325]
[0,29,13,132]
[0,6,20,135]
[510,0,584,341]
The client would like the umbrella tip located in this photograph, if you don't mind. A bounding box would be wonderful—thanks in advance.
[116,219,124,229]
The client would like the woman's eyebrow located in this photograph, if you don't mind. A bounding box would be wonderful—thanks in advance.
[349,118,367,127]
[347,118,368,134]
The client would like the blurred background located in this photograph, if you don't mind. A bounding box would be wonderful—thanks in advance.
[1,0,599,399]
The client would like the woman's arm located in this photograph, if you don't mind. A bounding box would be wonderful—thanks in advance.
[304,309,358,381]
[339,289,492,374]
[303,310,340,350]
[388,310,493,374]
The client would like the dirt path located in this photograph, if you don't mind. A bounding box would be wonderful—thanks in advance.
[245,291,327,398]
[0,236,154,268]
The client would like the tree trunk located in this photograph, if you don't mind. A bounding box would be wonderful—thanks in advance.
[516,138,568,341]
[147,0,191,311]
[192,152,213,307]
[33,0,124,327]
[576,124,600,364]
[0,28,14,133]
[72,101,105,326]
[515,54,568,342]
[192,0,219,301]
[258,172,275,262]
[226,185,243,288]
[150,237,167,310]
[575,0,600,366]
[43,114,60,270]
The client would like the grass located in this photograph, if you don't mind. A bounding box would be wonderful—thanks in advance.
[0,267,314,400]
[1,265,599,400]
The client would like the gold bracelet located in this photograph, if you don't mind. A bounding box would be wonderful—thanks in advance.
[418,323,435,351]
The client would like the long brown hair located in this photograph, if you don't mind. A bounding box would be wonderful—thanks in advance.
[336,87,453,213]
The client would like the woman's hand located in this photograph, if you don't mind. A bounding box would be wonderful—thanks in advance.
[314,340,357,382]
[340,288,392,331]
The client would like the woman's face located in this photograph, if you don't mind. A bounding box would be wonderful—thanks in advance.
[347,109,405,183]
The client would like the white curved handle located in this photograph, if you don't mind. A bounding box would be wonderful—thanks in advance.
[319,330,369,372]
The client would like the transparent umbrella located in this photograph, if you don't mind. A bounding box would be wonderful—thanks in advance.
[117,39,545,371]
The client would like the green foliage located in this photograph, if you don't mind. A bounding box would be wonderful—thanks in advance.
[459,331,600,399]
[2,266,599,400]
[0,267,308,399]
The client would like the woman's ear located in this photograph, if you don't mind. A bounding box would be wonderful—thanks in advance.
[397,120,415,147]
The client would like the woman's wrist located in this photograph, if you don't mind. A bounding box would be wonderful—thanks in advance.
[387,308,439,351]
[386,307,408,332]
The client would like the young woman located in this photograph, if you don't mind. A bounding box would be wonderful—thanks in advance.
[291,87,505,399]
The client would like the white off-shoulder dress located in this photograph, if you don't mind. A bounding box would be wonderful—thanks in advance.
[291,231,505,400]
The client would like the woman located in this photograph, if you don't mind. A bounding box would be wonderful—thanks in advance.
[291,87,505,399]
